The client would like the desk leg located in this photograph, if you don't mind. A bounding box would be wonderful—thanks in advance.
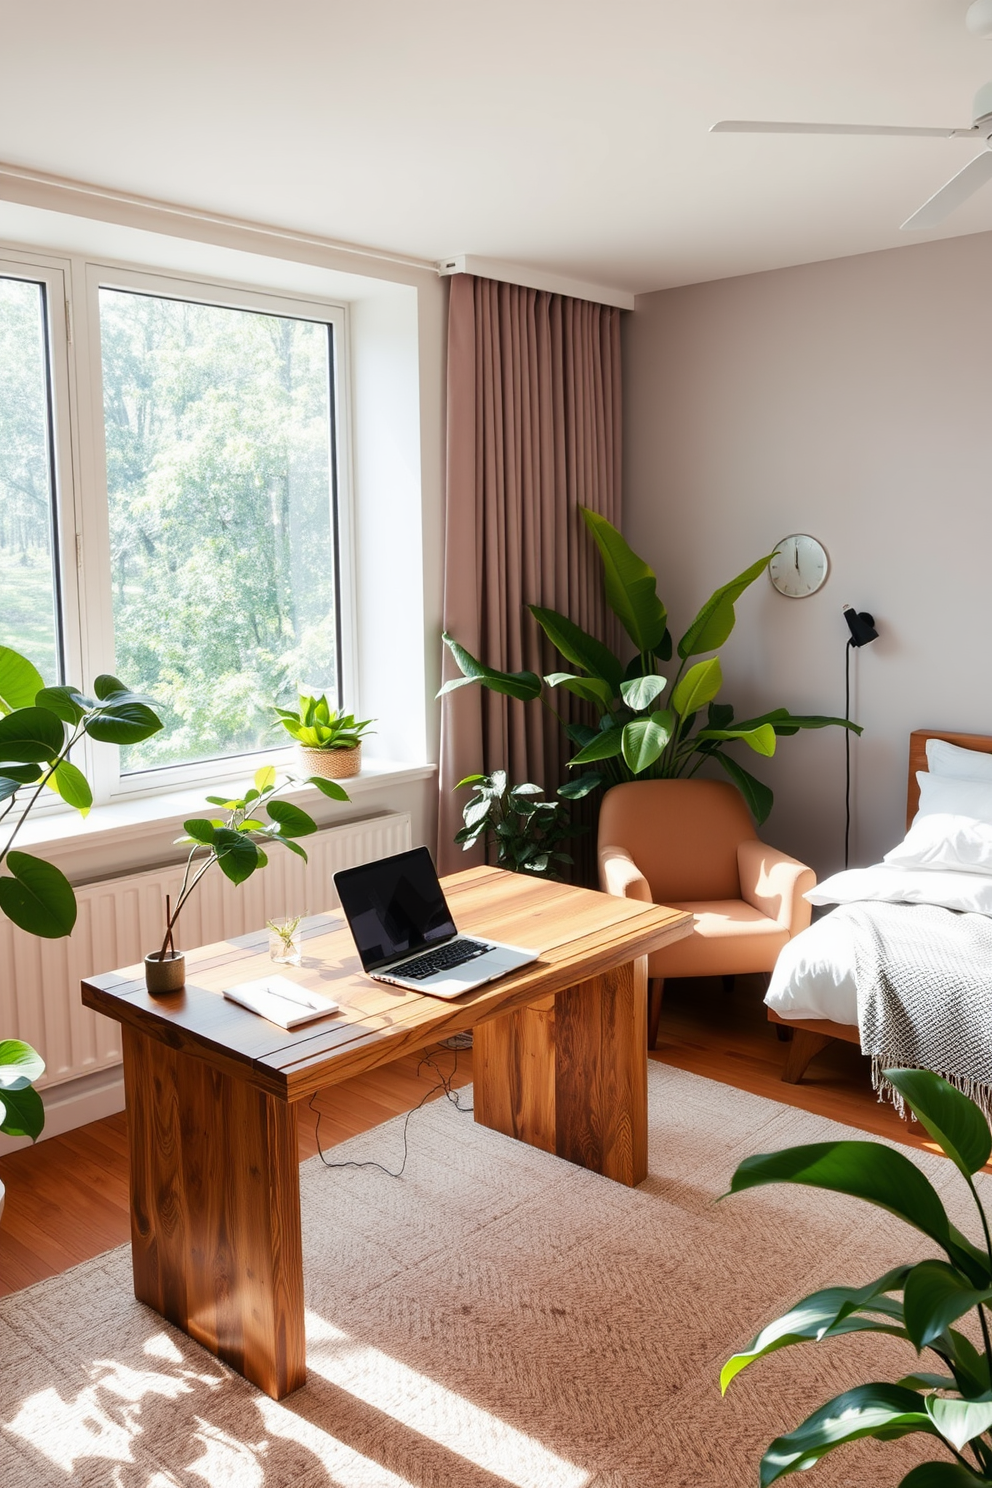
[122,1027,306,1400]
[474,956,648,1187]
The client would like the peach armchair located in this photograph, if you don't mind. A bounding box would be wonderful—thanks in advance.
[598,779,815,1048]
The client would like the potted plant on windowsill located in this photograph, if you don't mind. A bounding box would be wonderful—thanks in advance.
[0,644,164,1169]
[146,764,350,993]
[273,694,374,781]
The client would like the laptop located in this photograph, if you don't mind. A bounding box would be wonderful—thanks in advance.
[333,846,539,998]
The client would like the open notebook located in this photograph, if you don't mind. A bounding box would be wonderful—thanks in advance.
[223,975,339,1030]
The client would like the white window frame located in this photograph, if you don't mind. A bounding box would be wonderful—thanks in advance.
[1,244,358,812]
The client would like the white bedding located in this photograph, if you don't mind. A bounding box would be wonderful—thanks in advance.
[765,861,992,1026]
[765,911,859,1024]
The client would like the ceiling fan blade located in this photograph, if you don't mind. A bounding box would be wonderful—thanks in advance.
[711,120,967,138]
[901,150,992,230]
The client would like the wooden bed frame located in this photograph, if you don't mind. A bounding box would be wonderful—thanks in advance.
[769,728,992,1083]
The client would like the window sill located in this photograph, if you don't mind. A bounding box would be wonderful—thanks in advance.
[14,758,436,862]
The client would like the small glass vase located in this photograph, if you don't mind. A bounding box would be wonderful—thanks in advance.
[268,920,303,966]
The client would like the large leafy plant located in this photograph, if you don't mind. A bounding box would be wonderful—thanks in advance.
[455,770,581,879]
[159,764,349,960]
[439,510,857,823]
[723,1069,992,1485]
[274,694,374,751]
[0,645,164,1140]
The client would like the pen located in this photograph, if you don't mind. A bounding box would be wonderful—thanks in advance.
[266,983,325,1012]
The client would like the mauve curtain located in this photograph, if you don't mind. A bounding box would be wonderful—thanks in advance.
[437,274,622,875]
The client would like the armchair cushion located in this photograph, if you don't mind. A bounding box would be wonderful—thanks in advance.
[647,900,790,979]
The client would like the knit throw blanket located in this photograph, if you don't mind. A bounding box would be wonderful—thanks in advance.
[842,900,992,1120]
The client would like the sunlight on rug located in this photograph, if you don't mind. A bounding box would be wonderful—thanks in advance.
[2,1062,986,1487]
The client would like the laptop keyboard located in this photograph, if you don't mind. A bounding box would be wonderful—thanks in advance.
[394,938,492,980]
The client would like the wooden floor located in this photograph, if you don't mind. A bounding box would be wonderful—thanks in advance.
[0,976,945,1298]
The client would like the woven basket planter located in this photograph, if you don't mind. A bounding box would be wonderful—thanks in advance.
[298,743,362,780]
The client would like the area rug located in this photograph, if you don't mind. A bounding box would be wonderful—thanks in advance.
[0,1063,981,1488]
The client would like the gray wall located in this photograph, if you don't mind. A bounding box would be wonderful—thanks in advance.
[624,230,992,877]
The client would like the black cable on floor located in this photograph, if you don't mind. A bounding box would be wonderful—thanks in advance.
[309,1049,473,1180]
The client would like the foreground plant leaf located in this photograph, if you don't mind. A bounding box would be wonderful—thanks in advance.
[886,1069,992,1179]
[904,1260,992,1351]
[759,1384,938,1486]
[0,852,77,938]
[727,1141,989,1285]
[721,1269,911,1392]
[438,634,542,702]
[0,647,43,714]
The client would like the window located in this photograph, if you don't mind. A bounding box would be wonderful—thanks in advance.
[0,249,350,807]
[0,272,63,684]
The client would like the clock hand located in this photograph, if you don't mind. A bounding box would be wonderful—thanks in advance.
[794,544,800,572]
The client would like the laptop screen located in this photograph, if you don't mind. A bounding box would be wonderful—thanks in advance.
[334,847,457,972]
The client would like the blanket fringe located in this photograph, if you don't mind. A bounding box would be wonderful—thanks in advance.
[872,1055,992,1125]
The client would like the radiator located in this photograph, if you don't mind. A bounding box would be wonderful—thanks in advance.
[0,811,411,1091]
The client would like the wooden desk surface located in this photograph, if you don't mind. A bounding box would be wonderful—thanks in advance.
[82,865,690,1103]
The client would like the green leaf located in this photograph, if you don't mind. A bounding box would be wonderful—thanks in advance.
[927,1395,992,1453]
[254,764,277,793]
[721,1268,911,1393]
[510,783,543,797]
[0,1039,45,1091]
[622,715,673,774]
[34,685,89,726]
[0,771,34,803]
[696,723,777,758]
[568,727,624,766]
[274,836,309,862]
[93,673,126,700]
[556,773,604,799]
[728,1140,990,1286]
[677,552,774,660]
[620,674,667,711]
[544,672,616,708]
[463,797,491,830]
[0,763,41,783]
[183,818,216,844]
[903,1260,992,1351]
[671,657,722,718]
[0,647,44,713]
[0,706,65,762]
[760,1384,937,1486]
[529,605,626,696]
[735,707,863,738]
[713,752,775,825]
[44,759,93,815]
[85,698,163,745]
[0,851,77,937]
[455,774,486,788]
[266,800,318,838]
[211,829,259,885]
[900,1464,987,1485]
[580,508,668,653]
[708,701,735,731]
[438,635,542,702]
[0,1084,45,1141]
[307,775,350,802]
[884,1068,992,1179]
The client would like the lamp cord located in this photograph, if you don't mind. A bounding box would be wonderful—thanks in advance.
[844,638,854,870]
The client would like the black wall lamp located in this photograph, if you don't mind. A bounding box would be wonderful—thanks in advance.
[843,604,879,869]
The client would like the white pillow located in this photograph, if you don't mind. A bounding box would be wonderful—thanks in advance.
[884,813,992,875]
[914,771,992,826]
[805,863,992,916]
[926,737,992,783]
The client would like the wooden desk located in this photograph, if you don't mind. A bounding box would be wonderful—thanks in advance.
[82,866,690,1399]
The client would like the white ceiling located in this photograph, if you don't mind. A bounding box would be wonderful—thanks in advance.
[4,0,992,294]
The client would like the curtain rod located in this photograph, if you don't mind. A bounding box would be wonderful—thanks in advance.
[0,161,439,276]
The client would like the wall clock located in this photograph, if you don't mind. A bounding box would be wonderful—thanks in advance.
[768,534,829,598]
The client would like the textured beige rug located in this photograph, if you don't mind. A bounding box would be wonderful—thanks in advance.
[0,1063,981,1488]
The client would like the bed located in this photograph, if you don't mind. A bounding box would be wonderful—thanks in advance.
[766,728,992,1084]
